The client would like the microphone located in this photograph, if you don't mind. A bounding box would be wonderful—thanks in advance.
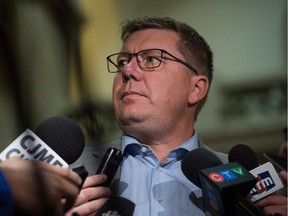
[228,144,259,171]
[181,148,223,188]
[35,116,85,165]
[199,163,257,215]
[248,162,284,202]
[263,152,287,171]
[0,116,88,186]
[94,197,135,216]
[181,148,223,214]
[96,147,123,187]
[36,116,123,189]
[229,144,284,203]
[0,116,85,166]
[182,148,259,216]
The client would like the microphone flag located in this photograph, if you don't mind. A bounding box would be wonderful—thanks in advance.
[248,162,284,202]
[0,129,68,167]
[199,162,257,216]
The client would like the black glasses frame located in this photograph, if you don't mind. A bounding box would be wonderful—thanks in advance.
[106,48,198,75]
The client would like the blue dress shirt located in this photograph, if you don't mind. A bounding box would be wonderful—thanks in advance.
[118,133,205,216]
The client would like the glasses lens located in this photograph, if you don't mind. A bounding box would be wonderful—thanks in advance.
[107,49,164,73]
[107,53,129,73]
[138,49,162,69]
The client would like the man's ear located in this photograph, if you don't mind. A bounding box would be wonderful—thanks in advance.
[188,76,209,105]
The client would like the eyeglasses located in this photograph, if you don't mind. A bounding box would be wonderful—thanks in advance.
[106,48,198,75]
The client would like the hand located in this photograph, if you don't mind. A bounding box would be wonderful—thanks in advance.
[254,171,288,216]
[279,170,287,183]
[65,174,111,216]
[255,194,287,216]
[0,157,82,215]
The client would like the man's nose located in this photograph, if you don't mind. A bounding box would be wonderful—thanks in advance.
[121,57,142,82]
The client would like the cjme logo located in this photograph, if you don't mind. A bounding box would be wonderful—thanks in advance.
[208,166,244,183]
[249,171,275,197]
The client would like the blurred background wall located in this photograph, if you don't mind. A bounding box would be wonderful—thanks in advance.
[0,0,286,162]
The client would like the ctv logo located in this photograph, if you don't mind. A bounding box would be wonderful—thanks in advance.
[208,166,244,183]
[249,171,275,197]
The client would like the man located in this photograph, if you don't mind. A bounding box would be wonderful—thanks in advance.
[0,156,82,215]
[67,16,225,216]
[67,17,287,216]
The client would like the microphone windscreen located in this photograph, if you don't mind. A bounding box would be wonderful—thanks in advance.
[228,144,259,171]
[35,116,85,164]
[181,148,223,188]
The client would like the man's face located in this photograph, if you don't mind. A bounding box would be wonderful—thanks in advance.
[112,29,196,137]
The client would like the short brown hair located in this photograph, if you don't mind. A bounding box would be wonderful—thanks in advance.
[121,16,213,119]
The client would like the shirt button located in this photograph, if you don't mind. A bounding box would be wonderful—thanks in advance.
[159,167,163,172]
[156,196,163,203]
[141,147,147,152]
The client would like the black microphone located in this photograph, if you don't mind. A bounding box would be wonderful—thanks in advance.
[94,197,135,216]
[0,116,88,188]
[181,148,223,214]
[37,116,124,189]
[37,117,123,189]
[181,148,223,188]
[226,144,267,215]
[199,163,257,216]
[96,147,123,187]
[182,148,258,216]
[263,152,287,171]
[35,116,88,187]
[228,144,259,171]
[35,116,85,165]
[0,116,85,166]
[0,116,88,215]
[229,144,284,204]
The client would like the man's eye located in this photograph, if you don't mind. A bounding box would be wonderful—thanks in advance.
[144,56,161,63]
[117,59,128,68]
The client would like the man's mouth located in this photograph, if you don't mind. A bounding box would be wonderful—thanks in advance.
[121,91,145,99]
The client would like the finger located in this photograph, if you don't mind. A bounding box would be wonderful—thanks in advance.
[279,170,288,183]
[27,171,78,215]
[262,204,288,216]
[40,171,80,212]
[73,186,111,207]
[5,156,22,160]
[56,175,81,211]
[66,197,109,216]
[255,195,287,207]
[0,156,31,169]
[82,174,108,188]
[36,162,82,186]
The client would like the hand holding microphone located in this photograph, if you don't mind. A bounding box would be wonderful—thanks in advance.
[0,156,82,216]
[182,147,263,216]
[229,144,287,216]
[33,116,113,216]
[253,170,287,216]
[0,116,89,186]
[0,116,90,215]
[66,148,124,216]
[0,116,125,216]
[65,174,112,216]
[0,116,85,165]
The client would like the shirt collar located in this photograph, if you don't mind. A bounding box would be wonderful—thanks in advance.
[121,131,199,157]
